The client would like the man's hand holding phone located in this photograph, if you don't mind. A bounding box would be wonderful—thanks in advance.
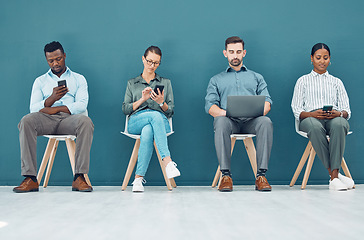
[52,80,68,101]
[44,80,68,108]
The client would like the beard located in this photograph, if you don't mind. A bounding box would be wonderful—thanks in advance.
[51,66,64,74]
[229,58,242,66]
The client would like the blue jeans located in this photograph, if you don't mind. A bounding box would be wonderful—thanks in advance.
[128,109,171,176]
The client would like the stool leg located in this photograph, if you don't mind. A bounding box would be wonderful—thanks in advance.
[121,139,140,191]
[65,138,76,175]
[170,178,177,188]
[154,142,173,191]
[43,140,59,188]
[290,141,313,187]
[243,137,257,177]
[341,157,352,179]
[84,174,92,187]
[37,138,57,184]
[341,157,355,188]
[301,147,316,190]
[212,165,221,188]
[212,137,236,188]
[65,138,92,187]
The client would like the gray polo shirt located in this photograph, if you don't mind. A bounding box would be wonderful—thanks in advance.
[122,74,174,118]
[205,65,272,114]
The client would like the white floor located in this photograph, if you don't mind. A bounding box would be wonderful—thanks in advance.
[0,185,363,240]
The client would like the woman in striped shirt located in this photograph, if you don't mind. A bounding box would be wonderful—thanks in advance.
[291,43,354,191]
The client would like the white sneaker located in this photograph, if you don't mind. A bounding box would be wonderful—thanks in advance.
[338,173,355,189]
[165,161,181,179]
[132,177,146,192]
[329,178,347,191]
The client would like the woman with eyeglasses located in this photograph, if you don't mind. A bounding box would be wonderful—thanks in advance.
[122,46,180,192]
[291,43,354,191]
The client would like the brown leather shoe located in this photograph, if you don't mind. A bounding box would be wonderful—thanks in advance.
[255,176,272,191]
[218,175,233,192]
[13,177,39,193]
[72,175,93,192]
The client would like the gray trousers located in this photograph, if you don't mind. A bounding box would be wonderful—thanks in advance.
[299,117,349,170]
[213,116,273,171]
[18,112,94,176]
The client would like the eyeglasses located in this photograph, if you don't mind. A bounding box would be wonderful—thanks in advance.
[145,59,161,66]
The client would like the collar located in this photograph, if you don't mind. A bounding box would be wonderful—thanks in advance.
[226,65,247,73]
[47,66,70,78]
[135,73,161,83]
[310,70,329,77]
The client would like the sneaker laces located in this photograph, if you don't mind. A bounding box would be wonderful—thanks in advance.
[168,161,177,168]
[132,178,146,185]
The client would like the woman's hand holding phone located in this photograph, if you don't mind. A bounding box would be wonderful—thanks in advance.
[151,87,164,105]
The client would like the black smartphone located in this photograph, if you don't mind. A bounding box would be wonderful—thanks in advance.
[322,105,333,112]
[58,80,67,88]
[154,85,164,94]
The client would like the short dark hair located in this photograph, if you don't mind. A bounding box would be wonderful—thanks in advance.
[225,36,245,49]
[144,46,162,58]
[44,41,64,55]
[311,43,330,56]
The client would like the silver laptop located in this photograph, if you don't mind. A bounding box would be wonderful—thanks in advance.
[226,95,265,118]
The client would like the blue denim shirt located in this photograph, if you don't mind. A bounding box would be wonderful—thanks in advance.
[205,65,272,114]
[30,67,88,115]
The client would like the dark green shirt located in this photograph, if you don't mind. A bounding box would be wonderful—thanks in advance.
[122,74,174,118]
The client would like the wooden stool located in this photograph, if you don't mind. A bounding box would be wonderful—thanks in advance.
[212,134,257,188]
[37,135,92,187]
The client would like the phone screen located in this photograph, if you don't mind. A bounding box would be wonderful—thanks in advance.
[322,105,333,112]
[154,85,164,94]
[58,80,67,88]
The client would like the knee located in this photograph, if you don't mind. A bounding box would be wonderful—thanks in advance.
[18,113,37,130]
[255,116,273,132]
[214,117,232,133]
[149,111,164,123]
[78,116,94,132]
[301,117,323,133]
[330,118,349,133]
[257,116,272,127]
[140,125,154,142]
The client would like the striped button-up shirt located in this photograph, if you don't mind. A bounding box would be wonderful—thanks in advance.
[291,70,351,120]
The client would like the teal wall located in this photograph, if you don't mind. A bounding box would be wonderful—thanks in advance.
[1,0,363,186]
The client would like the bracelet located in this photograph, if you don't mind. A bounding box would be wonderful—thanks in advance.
[340,111,344,118]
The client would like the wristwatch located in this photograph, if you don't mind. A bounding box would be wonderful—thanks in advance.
[340,111,344,118]
[159,102,164,107]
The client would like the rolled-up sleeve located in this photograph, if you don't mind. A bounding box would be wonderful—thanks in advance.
[256,74,273,105]
[163,80,174,118]
[205,77,220,114]
[30,78,46,113]
[65,75,88,115]
[122,81,134,116]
